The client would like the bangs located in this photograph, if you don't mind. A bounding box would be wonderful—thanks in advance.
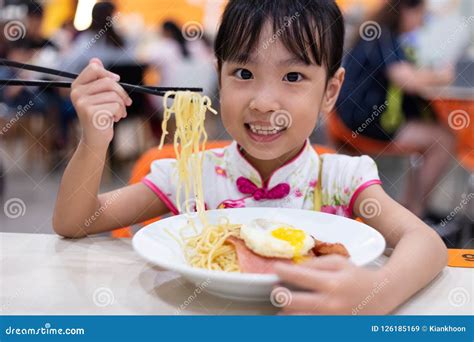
[214,0,344,77]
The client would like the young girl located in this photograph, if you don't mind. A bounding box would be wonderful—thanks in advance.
[53,0,447,315]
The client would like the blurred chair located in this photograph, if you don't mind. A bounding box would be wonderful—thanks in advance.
[112,141,336,238]
[326,110,423,155]
[0,106,53,171]
[326,110,424,208]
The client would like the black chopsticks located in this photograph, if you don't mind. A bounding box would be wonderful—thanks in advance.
[0,59,202,97]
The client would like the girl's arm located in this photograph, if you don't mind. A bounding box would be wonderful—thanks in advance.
[53,142,169,238]
[53,58,169,238]
[274,184,447,314]
[352,184,448,310]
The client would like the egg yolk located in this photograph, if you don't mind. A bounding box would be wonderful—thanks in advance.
[271,227,306,261]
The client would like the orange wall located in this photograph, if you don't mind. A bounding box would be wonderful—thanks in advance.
[41,0,382,36]
[114,0,382,27]
[337,0,383,11]
[115,0,206,27]
[43,0,76,36]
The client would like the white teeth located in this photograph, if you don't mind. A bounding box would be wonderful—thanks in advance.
[248,123,284,135]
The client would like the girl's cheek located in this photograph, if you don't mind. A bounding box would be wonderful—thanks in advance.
[220,94,237,121]
[221,85,248,117]
[283,103,318,133]
[220,97,242,136]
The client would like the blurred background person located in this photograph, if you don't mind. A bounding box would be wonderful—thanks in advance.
[143,20,218,141]
[57,1,139,160]
[336,0,456,218]
[49,19,79,55]
[23,1,58,52]
[145,20,217,110]
[61,1,134,73]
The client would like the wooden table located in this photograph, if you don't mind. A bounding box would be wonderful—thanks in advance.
[1,233,472,315]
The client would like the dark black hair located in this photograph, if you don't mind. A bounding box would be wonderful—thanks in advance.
[214,0,345,79]
[371,0,425,33]
[89,1,124,48]
[162,20,190,58]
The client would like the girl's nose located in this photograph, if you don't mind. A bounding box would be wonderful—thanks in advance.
[249,88,281,114]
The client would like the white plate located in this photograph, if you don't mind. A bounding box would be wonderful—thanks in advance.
[133,208,386,301]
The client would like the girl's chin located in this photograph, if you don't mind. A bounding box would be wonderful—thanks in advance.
[239,138,291,161]
[244,149,287,161]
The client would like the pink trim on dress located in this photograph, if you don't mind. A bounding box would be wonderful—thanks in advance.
[348,179,382,215]
[142,178,179,215]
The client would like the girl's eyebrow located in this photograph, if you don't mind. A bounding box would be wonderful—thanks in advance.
[277,57,310,67]
[229,55,309,67]
[231,53,254,64]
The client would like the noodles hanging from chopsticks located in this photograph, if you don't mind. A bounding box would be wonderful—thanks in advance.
[159,91,217,220]
[159,91,241,272]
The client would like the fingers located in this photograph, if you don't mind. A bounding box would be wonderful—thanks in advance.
[278,291,329,314]
[70,59,131,135]
[274,262,334,291]
[90,102,127,123]
[83,103,126,133]
[78,77,131,105]
[300,255,349,271]
[86,91,129,111]
[90,57,103,67]
[73,58,120,85]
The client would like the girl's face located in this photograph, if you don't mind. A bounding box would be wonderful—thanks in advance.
[219,22,344,162]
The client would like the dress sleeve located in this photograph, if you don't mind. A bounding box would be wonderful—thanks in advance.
[142,158,179,215]
[320,154,381,214]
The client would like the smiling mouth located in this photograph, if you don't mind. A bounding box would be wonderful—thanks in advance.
[244,123,288,136]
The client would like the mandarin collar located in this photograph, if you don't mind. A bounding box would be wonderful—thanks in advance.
[225,139,316,189]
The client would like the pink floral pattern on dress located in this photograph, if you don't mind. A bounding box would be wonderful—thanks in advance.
[217,198,247,209]
[215,166,227,177]
[321,205,352,218]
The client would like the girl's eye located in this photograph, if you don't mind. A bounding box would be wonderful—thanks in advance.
[234,68,253,80]
[283,72,303,82]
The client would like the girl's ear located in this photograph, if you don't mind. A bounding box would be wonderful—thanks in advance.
[320,67,345,115]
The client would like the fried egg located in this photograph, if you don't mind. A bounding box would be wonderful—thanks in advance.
[240,219,315,260]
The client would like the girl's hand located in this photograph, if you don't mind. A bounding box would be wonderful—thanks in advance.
[70,58,132,147]
[273,255,392,315]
